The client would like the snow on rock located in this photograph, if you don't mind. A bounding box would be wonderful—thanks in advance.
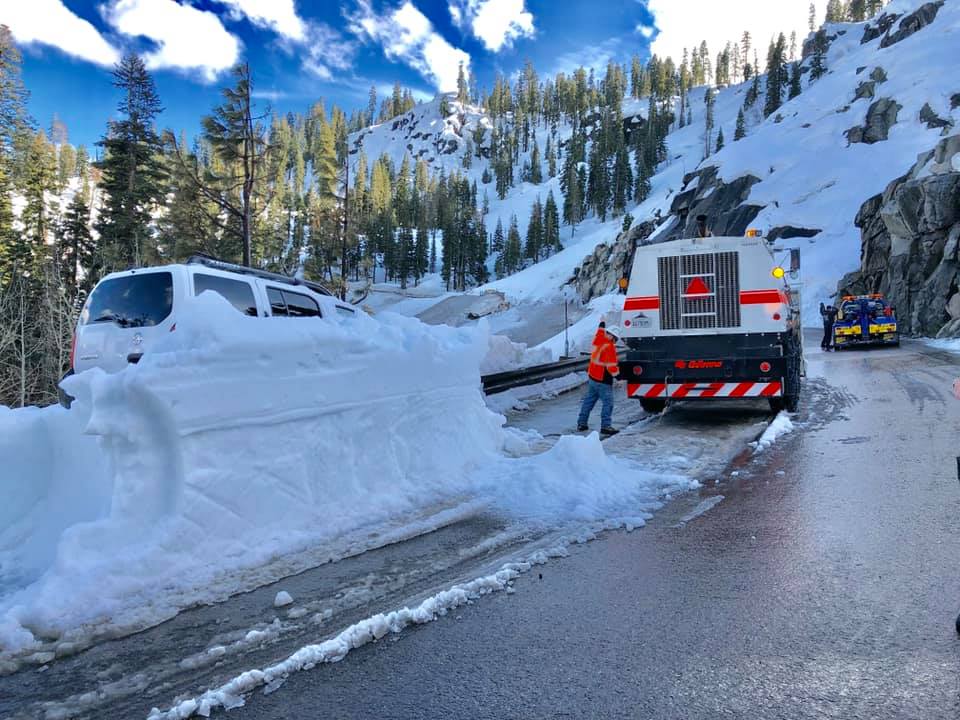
[273,591,294,608]
[751,412,795,453]
[0,292,691,658]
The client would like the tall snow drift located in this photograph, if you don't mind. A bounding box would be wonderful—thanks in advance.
[0,293,687,657]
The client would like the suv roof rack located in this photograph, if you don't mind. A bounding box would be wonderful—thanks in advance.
[185,254,334,297]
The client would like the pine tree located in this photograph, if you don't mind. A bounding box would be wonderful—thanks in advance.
[59,190,94,293]
[611,144,632,216]
[492,217,505,253]
[543,190,561,255]
[96,53,166,270]
[810,29,829,80]
[524,198,543,261]
[809,2,817,32]
[789,62,803,99]
[546,135,557,178]
[20,131,56,266]
[529,139,543,184]
[825,0,846,22]
[503,215,522,275]
[734,107,747,140]
[763,35,787,117]
[0,26,29,156]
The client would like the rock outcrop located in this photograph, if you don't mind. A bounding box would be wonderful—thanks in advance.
[571,165,773,303]
[663,166,764,241]
[838,134,960,338]
[845,97,902,144]
[573,220,656,303]
[880,1,944,47]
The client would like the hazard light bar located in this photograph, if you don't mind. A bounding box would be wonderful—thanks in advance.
[745,229,762,237]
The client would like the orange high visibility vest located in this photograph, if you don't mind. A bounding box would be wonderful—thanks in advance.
[588,340,620,382]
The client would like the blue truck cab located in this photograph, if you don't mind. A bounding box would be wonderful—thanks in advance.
[833,294,900,349]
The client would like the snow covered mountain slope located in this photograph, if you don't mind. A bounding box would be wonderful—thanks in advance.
[354,0,957,347]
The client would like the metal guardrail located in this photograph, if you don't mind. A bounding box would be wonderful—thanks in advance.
[481,356,589,395]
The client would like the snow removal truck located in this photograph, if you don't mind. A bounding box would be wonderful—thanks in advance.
[832,294,899,349]
[617,231,803,414]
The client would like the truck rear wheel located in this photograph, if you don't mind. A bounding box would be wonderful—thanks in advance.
[639,398,667,414]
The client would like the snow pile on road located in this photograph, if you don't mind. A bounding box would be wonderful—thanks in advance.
[485,372,586,414]
[0,293,689,657]
[0,293,500,654]
[751,411,795,453]
[480,334,552,375]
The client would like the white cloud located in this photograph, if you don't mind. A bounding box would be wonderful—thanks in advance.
[449,0,534,52]
[648,0,810,65]
[636,23,655,39]
[0,0,120,66]
[302,22,357,80]
[215,0,306,42]
[549,38,622,77]
[106,0,240,82]
[348,1,470,92]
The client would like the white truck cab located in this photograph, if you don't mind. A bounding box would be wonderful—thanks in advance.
[69,256,356,378]
[618,233,802,413]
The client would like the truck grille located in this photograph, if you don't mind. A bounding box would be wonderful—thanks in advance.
[658,251,741,330]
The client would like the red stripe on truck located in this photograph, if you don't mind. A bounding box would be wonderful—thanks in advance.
[623,296,660,311]
[760,382,782,397]
[740,289,787,305]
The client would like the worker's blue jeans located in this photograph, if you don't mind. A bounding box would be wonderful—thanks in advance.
[578,379,613,428]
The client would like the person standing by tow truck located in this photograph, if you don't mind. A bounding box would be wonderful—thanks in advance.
[820,302,838,351]
[578,324,621,436]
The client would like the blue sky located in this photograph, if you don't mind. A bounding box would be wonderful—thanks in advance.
[3,0,657,149]
[4,1,811,149]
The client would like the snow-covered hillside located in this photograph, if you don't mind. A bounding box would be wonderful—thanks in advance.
[353,0,958,348]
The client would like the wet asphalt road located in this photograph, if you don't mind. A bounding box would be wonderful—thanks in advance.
[240,338,960,719]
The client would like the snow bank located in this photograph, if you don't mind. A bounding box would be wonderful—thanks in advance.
[480,334,551,375]
[0,292,692,657]
[0,293,502,654]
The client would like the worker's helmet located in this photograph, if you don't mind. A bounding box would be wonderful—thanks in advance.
[606,325,622,339]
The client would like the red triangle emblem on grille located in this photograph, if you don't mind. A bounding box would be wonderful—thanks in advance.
[685,276,711,295]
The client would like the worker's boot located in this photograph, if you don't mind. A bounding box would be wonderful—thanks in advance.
[600,427,619,436]
[577,424,589,432]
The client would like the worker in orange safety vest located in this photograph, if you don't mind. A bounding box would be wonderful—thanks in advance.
[577,323,621,436]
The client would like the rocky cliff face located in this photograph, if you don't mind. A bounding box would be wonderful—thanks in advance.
[838,134,960,337]
[572,219,657,303]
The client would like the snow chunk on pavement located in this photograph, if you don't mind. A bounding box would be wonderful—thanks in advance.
[751,412,795,453]
[273,591,294,608]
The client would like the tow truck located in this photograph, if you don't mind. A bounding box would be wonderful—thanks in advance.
[617,230,802,413]
[832,294,899,349]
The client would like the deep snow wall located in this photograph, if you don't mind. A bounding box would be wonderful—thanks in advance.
[0,294,503,653]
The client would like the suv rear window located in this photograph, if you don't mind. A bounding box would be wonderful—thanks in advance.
[267,287,321,318]
[194,273,258,316]
[81,272,173,328]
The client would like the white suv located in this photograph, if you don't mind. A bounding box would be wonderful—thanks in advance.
[62,256,355,401]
